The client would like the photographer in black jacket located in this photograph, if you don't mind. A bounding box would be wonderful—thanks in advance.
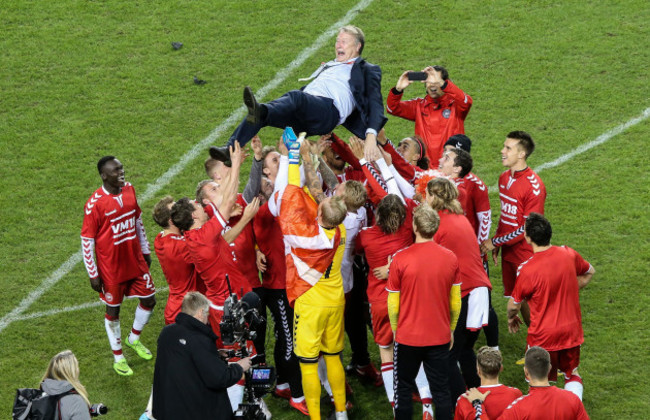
[153,292,251,420]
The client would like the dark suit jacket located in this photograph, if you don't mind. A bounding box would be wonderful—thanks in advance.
[342,57,388,139]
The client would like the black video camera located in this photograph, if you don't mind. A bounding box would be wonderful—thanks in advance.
[219,291,265,347]
[233,366,277,420]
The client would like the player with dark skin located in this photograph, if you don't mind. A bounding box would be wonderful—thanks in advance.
[89,158,155,319]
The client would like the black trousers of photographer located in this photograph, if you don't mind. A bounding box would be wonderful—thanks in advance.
[393,341,453,420]
[253,287,303,398]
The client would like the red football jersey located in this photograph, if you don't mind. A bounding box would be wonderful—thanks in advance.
[154,232,199,324]
[454,384,522,420]
[512,246,590,351]
[224,194,260,289]
[387,241,460,346]
[455,172,491,243]
[81,183,149,284]
[493,167,546,264]
[435,211,492,296]
[499,386,589,420]
[357,199,416,303]
[184,205,251,306]
[253,203,286,289]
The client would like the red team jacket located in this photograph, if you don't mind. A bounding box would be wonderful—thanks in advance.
[386,80,472,163]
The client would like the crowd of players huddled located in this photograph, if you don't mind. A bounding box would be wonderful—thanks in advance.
[81,25,593,420]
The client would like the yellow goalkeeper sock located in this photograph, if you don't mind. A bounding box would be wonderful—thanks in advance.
[300,361,321,420]
[324,355,347,413]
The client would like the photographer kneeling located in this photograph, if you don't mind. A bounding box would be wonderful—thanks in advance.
[153,291,251,420]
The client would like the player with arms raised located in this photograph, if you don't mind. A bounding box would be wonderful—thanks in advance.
[81,156,156,376]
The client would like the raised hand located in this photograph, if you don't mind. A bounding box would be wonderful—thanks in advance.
[396,70,414,91]
[251,135,263,161]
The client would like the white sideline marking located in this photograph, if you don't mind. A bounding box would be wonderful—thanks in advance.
[7,105,648,325]
[0,0,375,335]
[487,106,650,192]
[13,287,170,322]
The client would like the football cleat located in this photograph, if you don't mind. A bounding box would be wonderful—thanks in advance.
[113,359,134,376]
[515,357,525,365]
[289,399,310,416]
[350,363,383,387]
[273,387,291,400]
[125,339,153,360]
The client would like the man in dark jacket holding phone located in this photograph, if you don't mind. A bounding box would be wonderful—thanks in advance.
[153,292,251,420]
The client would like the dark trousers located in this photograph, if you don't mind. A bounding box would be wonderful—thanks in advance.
[228,90,341,146]
[252,287,303,398]
[449,295,481,401]
[481,262,499,347]
[344,255,371,366]
[394,342,453,420]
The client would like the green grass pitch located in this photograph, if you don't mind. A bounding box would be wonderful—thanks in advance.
[1,0,648,418]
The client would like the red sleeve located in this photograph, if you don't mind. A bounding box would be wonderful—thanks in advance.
[471,179,491,214]
[361,162,388,200]
[386,255,402,292]
[330,132,362,170]
[203,203,227,237]
[454,397,474,420]
[81,199,99,239]
[511,264,532,303]
[568,247,591,275]
[386,88,418,121]
[441,80,472,119]
[575,401,590,420]
[521,177,546,218]
[382,141,416,182]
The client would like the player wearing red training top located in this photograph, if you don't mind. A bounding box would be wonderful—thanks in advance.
[81,156,156,376]
[387,205,461,420]
[426,178,493,401]
[357,194,416,409]
[440,136,491,246]
[466,346,589,420]
[387,65,472,163]
[152,196,202,325]
[454,347,522,420]
[438,140,500,351]
[508,213,595,401]
[481,131,546,327]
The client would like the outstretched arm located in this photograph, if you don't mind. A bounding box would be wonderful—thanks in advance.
[242,136,264,203]
[301,140,326,204]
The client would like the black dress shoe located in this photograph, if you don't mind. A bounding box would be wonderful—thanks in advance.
[243,86,263,125]
[209,146,231,163]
